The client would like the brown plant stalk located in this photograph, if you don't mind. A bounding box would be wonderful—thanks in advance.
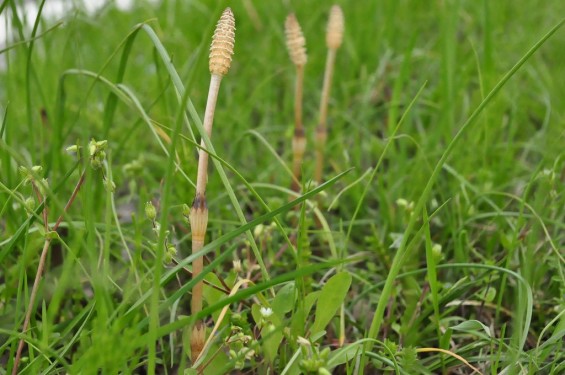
[12,172,86,375]
[285,13,308,194]
[189,7,235,364]
[315,5,344,184]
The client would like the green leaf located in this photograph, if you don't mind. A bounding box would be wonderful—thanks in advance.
[304,291,321,317]
[127,169,351,323]
[290,290,320,337]
[263,323,283,364]
[251,304,261,326]
[399,346,426,373]
[327,342,362,369]
[156,262,342,338]
[310,330,326,342]
[310,272,352,335]
[539,329,565,350]
[477,286,497,303]
[439,328,452,351]
[203,273,229,324]
[272,282,296,319]
[252,304,283,364]
[451,320,491,338]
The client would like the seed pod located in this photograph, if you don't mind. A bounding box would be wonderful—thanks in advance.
[285,13,307,66]
[326,5,344,50]
[209,8,236,76]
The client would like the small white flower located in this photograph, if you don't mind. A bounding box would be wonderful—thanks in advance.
[296,336,310,346]
[396,198,414,212]
[31,166,43,174]
[66,144,79,153]
[259,307,273,318]
[233,259,242,273]
[244,349,255,359]
[396,198,409,207]
[253,224,265,239]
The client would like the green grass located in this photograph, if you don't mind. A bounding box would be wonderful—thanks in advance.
[1,0,565,373]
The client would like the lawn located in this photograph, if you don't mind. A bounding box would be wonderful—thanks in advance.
[1,0,564,374]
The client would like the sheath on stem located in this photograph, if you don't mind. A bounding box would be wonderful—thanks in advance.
[189,7,235,364]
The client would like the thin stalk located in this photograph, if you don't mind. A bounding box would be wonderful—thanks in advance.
[314,48,336,184]
[189,8,235,364]
[12,171,85,375]
[13,238,51,375]
[190,74,222,363]
[291,64,306,193]
[195,76,222,196]
[315,5,343,184]
[285,13,308,194]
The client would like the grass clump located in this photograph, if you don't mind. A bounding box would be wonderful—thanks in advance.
[1,1,565,374]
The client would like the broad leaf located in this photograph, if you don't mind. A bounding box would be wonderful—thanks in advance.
[310,272,351,335]
[451,320,491,338]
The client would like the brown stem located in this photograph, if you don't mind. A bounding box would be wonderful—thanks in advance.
[294,65,304,133]
[188,6,234,364]
[291,64,306,194]
[291,130,306,194]
[12,171,86,375]
[315,48,337,184]
[195,75,222,197]
[190,74,222,364]
[12,237,52,375]
[189,195,208,363]
[31,183,48,233]
[53,173,85,231]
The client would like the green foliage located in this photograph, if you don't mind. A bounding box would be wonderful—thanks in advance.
[1,0,565,373]
[311,272,351,336]
[451,319,492,339]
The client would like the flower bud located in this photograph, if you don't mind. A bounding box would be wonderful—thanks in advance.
[31,165,43,175]
[103,178,115,193]
[145,201,157,221]
[90,158,102,170]
[66,144,80,153]
[24,197,35,212]
[253,223,265,239]
[233,258,242,273]
[432,243,442,261]
[96,140,108,149]
[38,178,49,196]
[89,139,97,156]
[164,244,177,264]
[18,166,29,178]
